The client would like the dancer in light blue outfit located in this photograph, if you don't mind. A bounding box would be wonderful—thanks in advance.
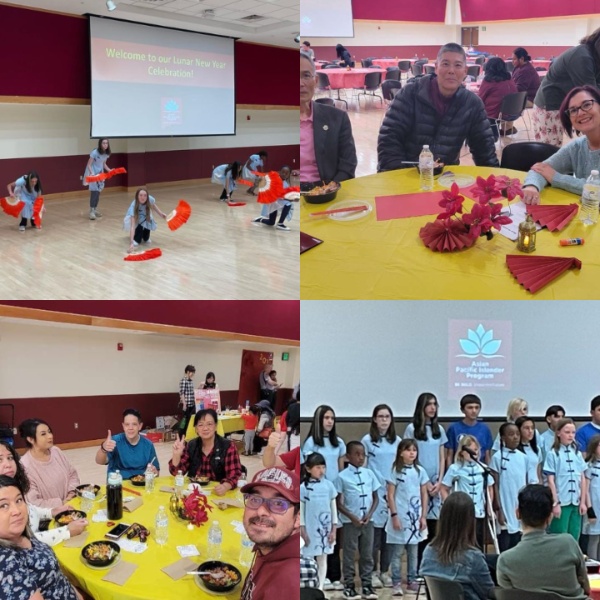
[211,162,241,202]
[243,150,268,194]
[584,434,600,560]
[7,171,42,232]
[123,187,166,253]
[83,138,111,220]
[252,166,297,231]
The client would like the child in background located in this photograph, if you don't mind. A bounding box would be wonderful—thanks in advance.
[252,165,297,231]
[123,187,167,253]
[544,417,587,540]
[540,405,566,462]
[211,162,241,202]
[243,150,268,195]
[386,439,428,596]
[7,171,43,232]
[492,398,542,454]
[442,435,494,550]
[516,416,543,483]
[83,138,111,220]
[301,452,338,590]
[445,394,493,468]
[241,405,259,456]
[335,440,380,600]
[576,396,600,457]
[585,435,600,560]
[489,422,537,552]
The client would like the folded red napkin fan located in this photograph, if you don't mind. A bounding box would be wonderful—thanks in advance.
[526,203,578,232]
[506,254,582,293]
[419,220,476,252]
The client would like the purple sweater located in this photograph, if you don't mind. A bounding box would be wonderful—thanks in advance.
[512,61,541,103]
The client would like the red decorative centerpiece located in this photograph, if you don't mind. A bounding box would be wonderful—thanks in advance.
[182,489,213,527]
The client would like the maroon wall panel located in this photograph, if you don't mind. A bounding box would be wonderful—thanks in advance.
[0,301,300,340]
[460,0,600,21]
[352,0,446,22]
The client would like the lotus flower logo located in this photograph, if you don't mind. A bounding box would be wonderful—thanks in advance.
[457,324,503,358]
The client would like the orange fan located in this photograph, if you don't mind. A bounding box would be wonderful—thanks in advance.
[0,196,25,218]
[32,197,44,228]
[252,171,285,205]
[284,186,300,202]
[526,203,578,232]
[166,200,191,231]
[124,248,162,261]
[419,220,476,252]
[226,201,246,207]
[85,167,127,184]
[506,254,582,293]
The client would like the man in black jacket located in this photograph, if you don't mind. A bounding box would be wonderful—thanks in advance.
[300,53,357,190]
[377,43,499,171]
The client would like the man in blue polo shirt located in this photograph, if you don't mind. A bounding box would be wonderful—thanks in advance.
[95,408,160,479]
[576,395,600,457]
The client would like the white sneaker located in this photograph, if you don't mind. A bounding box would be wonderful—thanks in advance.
[94,209,102,217]
[392,583,404,597]
[276,223,291,231]
[19,225,25,232]
[132,241,139,247]
[333,581,345,591]
[145,238,152,245]
[380,573,393,588]
[323,579,334,591]
[371,574,383,589]
[89,209,96,220]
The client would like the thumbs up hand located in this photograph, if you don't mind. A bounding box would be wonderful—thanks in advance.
[267,431,282,449]
[103,430,116,453]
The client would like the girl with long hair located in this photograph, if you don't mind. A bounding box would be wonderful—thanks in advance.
[492,397,541,454]
[516,415,543,483]
[123,187,167,253]
[83,138,111,220]
[6,171,43,231]
[211,161,241,202]
[584,435,600,560]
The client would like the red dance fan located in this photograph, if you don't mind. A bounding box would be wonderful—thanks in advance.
[419,220,476,252]
[85,167,127,184]
[124,248,162,261]
[166,200,191,231]
[284,186,301,202]
[506,254,582,293]
[526,203,578,232]
[0,196,25,218]
[226,201,246,207]
[252,171,285,204]
[32,197,44,228]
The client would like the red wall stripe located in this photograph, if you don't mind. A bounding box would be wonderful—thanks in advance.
[351,0,447,22]
[460,0,600,21]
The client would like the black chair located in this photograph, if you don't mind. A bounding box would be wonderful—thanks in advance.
[535,66,546,71]
[322,64,339,69]
[411,62,424,77]
[398,60,412,78]
[475,55,486,65]
[500,142,559,171]
[385,67,401,81]
[424,576,465,600]
[314,97,336,107]
[495,91,529,146]
[467,65,481,79]
[355,71,383,105]
[300,590,326,600]
[495,589,563,600]
[424,64,435,74]
[505,60,514,73]
[362,58,373,68]
[317,71,348,109]
[382,79,402,101]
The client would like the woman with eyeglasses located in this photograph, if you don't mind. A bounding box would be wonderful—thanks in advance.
[168,409,242,496]
[522,85,600,205]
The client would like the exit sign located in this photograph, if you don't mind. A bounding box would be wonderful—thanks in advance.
[281,352,289,361]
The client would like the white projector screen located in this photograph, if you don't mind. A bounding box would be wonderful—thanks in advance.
[300,0,354,38]
[89,16,235,137]
[301,301,598,419]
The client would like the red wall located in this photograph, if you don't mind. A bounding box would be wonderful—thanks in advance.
[460,0,600,21]
[352,0,446,22]
[0,301,300,340]
[0,4,296,106]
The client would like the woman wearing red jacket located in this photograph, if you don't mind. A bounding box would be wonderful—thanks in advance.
[478,57,518,139]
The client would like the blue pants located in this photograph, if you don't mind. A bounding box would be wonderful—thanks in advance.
[390,543,418,584]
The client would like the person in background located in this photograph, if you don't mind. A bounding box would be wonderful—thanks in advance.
[198,371,218,389]
[243,150,268,195]
[266,370,282,409]
[511,47,541,108]
[541,405,566,460]
[492,397,541,454]
[254,399,276,455]
[211,161,241,202]
[335,44,354,67]
[584,435,600,561]
[83,138,111,220]
[576,396,600,457]
[19,418,80,509]
[516,416,543,484]
[522,86,600,205]
[242,404,259,456]
[378,43,498,171]
[178,364,196,440]
[300,53,357,190]
[478,57,518,140]
[95,408,160,480]
[302,41,315,61]
[252,165,297,231]
[533,27,600,146]
[286,392,301,451]
[6,171,43,232]
[263,430,303,477]
[123,187,167,253]
[420,491,495,600]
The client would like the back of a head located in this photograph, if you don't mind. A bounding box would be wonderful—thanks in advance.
[431,491,476,563]
[513,47,530,62]
[518,484,552,528]
[580,27,600,61]
[484,56,511,82]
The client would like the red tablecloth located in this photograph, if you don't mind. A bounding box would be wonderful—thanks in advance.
[320,67,383,89]
[371,58,414,69]
[532,59,551,70]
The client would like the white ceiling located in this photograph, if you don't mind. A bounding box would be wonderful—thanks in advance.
[2,0,300,48]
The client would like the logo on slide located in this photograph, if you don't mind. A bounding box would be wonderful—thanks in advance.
[161,97,182,127]
[457,324,503,358]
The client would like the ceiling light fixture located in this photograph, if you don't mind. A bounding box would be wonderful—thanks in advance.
[106,0,117,11]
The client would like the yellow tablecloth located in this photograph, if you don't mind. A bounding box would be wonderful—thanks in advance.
[300,166,600,299]
[54,478,248,600]
[185,413,245,441]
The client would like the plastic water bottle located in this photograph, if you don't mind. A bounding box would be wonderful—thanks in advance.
[580,170,600,225]
[155,505,169,545]
[239,532,254,567]
[175,470,184,498]
[207,521,223,559]
[80,485,95,513]
[419,145,434,191]
[245,400,250,412]
[145,464,155,494]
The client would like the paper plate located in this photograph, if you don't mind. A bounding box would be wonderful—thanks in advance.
[437,172,476,189]
[327,200,373,222]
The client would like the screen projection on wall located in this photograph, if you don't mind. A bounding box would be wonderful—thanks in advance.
[89,16,235,138]
[300,0,354,37]
[301,301,598,418]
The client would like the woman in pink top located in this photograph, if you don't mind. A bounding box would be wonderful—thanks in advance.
[19,418,80,509]
[478,57,518,140]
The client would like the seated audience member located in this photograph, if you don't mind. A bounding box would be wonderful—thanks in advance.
[19,418,80,509]
[522,85,600,205]
[335,43,354,67]
[95,408,160,480]
[378,43,498,171]
[0,441,87,547]
[497,484,590,599]
[478,57,518,140]
[0,475,83,600]
[419,491,495,600]
[302,41,315,62]
[300,53,357,190]
[169,409,242,496]
[511,47,541,107]
[263,430,303,477]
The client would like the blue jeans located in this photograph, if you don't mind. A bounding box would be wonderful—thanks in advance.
[390,543,418,584]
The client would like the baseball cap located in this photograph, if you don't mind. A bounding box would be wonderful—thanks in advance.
[240,467,299,503]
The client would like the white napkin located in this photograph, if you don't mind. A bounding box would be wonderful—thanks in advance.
[92,509,108,522]
[176,544,200,558]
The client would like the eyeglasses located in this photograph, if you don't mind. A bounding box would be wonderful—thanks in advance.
[565,99,596,118]
[196,421,215,429]
[300,72,315,82]
[243,493,295,514]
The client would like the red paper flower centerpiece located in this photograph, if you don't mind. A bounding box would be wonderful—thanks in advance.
[182,489,213,527]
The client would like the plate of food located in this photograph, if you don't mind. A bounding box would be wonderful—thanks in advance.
[189,476,211,487]
[54,510,86,526]
[76,484,101,497]
[129,474,146,486]
[81,541,121,569]
[194,561,242,594]
[301,181,340,204]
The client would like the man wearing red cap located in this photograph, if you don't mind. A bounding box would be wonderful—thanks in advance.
[240,467,300,599]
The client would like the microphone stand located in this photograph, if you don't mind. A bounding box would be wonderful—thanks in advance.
[467,450,498,554]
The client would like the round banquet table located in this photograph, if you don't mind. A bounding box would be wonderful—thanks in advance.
[53,478,248,600]
[531,59,551,70]
[320,67,383,89]
[371,58,414,69]
[300,165,600,299]
[592,580,600,600]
